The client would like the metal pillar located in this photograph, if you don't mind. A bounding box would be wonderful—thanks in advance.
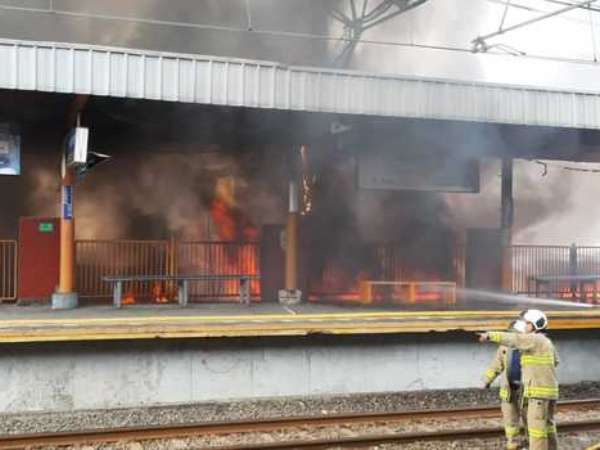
[278,147,302,305]
[569,243,579,299]
[52,99,87,309]
[285,181,299,290]
[52,162,78,309]
[328,0,429,66]
[500,158,514,291]
[501,158,514,231]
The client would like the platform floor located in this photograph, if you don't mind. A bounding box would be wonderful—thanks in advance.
[0,294,599,343]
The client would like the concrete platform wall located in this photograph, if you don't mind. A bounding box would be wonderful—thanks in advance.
[0,331,598,413]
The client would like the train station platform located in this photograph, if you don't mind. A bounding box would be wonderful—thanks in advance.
[1,297,599,343]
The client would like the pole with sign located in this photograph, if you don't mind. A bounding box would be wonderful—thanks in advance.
[51,126,88,310]
[52,124,111,309]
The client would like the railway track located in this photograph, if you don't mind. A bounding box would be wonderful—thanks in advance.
[214,419,600,449]
[0,398,599,449]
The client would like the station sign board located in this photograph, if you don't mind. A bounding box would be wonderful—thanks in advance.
[0,123,21,176]
[64,127,89,166]
[357,149,480,193]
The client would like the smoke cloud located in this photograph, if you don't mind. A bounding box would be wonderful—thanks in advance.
[26,148,285,241]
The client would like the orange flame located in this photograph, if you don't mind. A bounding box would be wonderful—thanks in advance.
[313,263,449,304]
[122,292,135,305]
[206,176,260,299]
[211,177,259,241]
[557,282,600,303]
[152,281,170,303]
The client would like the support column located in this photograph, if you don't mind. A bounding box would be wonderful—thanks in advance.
[500,158,514,231]
[569,243,578,300]
[51,99,87,309]
[52,162,78,309]
[500,158,514,291]
[285,181,298,290]
[278,160,302,305]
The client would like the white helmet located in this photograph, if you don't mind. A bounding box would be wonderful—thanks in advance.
[520,309,548,331]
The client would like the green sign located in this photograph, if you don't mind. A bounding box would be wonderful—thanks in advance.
[38,222,54,233]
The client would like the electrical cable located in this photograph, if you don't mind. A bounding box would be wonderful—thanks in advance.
[3,2,600,69]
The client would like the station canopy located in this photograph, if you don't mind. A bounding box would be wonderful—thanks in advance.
[2,38,600,131]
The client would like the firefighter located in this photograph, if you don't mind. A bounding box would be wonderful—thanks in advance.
[482,320,525,450]
[477,309,559,450]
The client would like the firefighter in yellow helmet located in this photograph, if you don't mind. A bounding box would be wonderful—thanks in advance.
[482,320,526,450]
[478,309,559,450]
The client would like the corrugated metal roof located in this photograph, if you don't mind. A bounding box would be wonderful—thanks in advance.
[1,38,600,129]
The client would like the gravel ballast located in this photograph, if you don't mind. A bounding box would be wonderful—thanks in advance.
[2,382,599,449]
[2,382,599,435]
[20,409,600,449]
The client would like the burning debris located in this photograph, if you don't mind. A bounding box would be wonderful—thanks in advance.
[121,292,135,305]
[152,281,170,304]
[300,145,315,216]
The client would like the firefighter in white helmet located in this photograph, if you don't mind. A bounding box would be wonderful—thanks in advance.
[481,320,526,450]
[477,309,559,450]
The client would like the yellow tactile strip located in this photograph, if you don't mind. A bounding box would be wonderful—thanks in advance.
[0,309,598,343]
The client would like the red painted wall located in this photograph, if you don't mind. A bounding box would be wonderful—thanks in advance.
[18,217,60,300]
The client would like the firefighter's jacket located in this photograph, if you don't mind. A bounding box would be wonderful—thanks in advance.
[487,331,559,400]
[482,345,519,402]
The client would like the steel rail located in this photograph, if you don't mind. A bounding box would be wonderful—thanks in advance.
[0,399,598,449]
[212,419,600,449]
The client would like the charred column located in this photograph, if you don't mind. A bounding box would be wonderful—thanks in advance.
[501,158,514,231]
[500,158,514,291]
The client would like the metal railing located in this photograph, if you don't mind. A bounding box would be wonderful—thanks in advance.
[76,240,171,298]
[0,240,17,301]
[75,240,260,301]
[509,245,571,294]
[6,239,596,302]
[509,244,600,296]
[311,244,464,296]
[178,241,260,299]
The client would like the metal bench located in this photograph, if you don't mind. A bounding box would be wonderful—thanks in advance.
[358,280,457,305]
[103,274,260,308]
[529,274,600,302]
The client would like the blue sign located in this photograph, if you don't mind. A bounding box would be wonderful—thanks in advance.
[62,203,73,219]
[0,124,21,176]
[62,185,73,219]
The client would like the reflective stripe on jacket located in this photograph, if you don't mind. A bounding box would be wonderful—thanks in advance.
[488,331,559,400]
[482,345,519,401]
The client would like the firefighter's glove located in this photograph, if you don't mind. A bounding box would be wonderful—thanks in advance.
[483,381,492,389]
[476,332,489,343]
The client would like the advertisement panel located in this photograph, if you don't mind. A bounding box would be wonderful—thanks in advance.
[0,124,20,176]
[357,149,479,193]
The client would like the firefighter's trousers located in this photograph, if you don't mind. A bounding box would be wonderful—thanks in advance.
[501,396,524,449]
[526,398,557,450]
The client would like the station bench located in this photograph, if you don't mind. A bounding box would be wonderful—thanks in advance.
[103,274,260,308]
[529,274,600,302]
[358,280,457,305]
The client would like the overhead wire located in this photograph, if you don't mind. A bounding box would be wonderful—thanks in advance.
[534,159,600,174]
[1,1,600,68]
